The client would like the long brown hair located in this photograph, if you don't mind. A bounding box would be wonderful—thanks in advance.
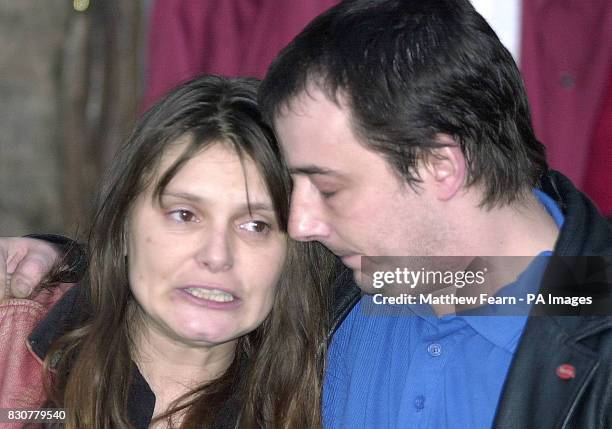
[43,75,335,428]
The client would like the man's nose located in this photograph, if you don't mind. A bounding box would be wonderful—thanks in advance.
[195,229,234,272]
[288,190,331,242]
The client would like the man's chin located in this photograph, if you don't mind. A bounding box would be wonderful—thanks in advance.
[352,268,377,294]
[340,253,362,270]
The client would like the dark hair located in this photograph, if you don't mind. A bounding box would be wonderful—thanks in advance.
[44,75,335,428]
[260,0,547,207]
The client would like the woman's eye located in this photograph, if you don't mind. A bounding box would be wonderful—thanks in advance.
[239,220,270,234]
[168,209,198,223]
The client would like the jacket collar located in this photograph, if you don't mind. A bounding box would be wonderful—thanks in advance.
[28,285,82,361]
[544,171,612,256]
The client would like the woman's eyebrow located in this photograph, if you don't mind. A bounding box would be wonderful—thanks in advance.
[161,191,204,203]
[161,191,274,212]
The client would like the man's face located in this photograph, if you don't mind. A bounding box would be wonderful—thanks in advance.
[274,87,445,287]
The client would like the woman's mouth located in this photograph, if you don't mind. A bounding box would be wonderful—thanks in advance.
[183,287,235,302]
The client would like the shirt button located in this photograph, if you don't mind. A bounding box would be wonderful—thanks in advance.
[414,395,425,411]
[427,343,442,357]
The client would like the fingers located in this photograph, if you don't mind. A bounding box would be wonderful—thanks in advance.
[0,237,61,301]
[10,254,56,298]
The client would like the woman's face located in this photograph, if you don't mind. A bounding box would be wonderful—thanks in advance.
[126,140,287,348]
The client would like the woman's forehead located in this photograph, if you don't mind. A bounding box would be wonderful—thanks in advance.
[155,140,273,205]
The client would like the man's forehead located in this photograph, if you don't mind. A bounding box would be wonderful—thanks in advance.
[271,85,368,180]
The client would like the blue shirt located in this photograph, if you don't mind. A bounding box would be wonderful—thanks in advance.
[323,190,564,428]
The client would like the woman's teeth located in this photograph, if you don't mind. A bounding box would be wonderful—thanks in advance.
[184,288,235,302]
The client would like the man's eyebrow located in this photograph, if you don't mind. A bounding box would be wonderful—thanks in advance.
[289,166,342,177]
[161,191,274,212]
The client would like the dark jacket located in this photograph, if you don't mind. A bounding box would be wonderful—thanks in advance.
[327,171,612,429]
[36,171,612,428]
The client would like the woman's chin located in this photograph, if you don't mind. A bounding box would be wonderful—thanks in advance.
[167,314,247,347]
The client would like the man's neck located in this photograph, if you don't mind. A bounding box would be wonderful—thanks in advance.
[427,191,560,315]
[445,191,560,257]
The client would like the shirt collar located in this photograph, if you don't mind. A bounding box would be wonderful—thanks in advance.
[535,188,565,228]
[460,189,565,351]
[459,253,550,352]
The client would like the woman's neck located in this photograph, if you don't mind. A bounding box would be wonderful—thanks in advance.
[130,314,236,421]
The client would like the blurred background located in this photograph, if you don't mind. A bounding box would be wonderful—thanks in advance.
[1,0,610,237]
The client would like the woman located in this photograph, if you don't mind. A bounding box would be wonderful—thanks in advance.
[0,75,335,428]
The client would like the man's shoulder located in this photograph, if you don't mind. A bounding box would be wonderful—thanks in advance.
[0,284,72,410]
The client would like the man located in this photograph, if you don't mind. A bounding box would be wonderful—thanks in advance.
[2,0,611,427]
[256,2,611,428]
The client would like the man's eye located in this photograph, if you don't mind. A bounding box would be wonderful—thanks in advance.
[319,190,337,199]
[239,220,270,234]
[169,209,198,223]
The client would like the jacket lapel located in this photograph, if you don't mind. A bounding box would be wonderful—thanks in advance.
[493,316,605,428]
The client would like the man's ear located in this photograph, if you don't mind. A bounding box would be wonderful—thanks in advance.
[421,134,466,201]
